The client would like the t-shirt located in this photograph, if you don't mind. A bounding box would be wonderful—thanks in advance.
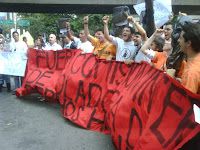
[44,43,62,51]
[181,53,200,94]
[111,36,137,61]
[77,41,94,53]
[89,35,116,60]
[145,49,167,70]
[135,50,151,63]
[10,41,28,59]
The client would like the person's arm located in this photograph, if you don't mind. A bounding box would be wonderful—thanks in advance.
[64,21,75,41]
[102,15,113,42]
[140,29,163,55]
[127,16,147,41]
[83,16,92,41]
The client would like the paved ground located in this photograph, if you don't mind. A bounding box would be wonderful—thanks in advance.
[0,87,114,150]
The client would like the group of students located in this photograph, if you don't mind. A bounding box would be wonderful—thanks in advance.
[0,14,200,95]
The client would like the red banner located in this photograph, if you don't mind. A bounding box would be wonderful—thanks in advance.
[17,49,200,149]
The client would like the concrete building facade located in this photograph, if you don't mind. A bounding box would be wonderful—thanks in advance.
[0,0,199,14]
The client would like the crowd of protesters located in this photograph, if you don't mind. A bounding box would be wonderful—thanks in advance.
[0,13,200,96]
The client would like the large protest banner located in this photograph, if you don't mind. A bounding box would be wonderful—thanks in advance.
[0,51,27,76]
[17,49,200,149]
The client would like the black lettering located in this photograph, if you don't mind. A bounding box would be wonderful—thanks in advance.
[87,83,102,107]
[26,69,42,84]
[35,71,53,87]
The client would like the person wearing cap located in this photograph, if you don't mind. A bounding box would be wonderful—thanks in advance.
[0,34,11,92]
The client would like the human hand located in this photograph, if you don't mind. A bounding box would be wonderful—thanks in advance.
[102,16,110,25]
[83,16,89,24]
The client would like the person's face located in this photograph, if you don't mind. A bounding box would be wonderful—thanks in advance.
[35,38,42,46]
[122,27,132,42]
[150,42,157,51]
[132,34,142,46]
[94,31,104,42]
[164,24,173,40]
[49,34,56,45]
[79,30,86,42]
[13,33,19,42]
[178,31,187,53]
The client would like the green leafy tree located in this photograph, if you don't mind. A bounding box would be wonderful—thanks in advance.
[18,13,109,39]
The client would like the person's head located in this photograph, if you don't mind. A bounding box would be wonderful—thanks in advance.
[35,38,45,48]
[132,32,142,46]
[79,30,87,42]
[122,26,135,42]
[178,22,200,54]
[163,23,173,40]
[62,35,71,44]
[151,36,165,52]
[23,36,27,43]
[94,28,105,42]
[12,31,19,42]
[48,34,57,45]
[0,34,5,44]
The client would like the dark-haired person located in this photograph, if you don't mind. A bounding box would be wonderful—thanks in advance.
[10,31,28,93]
[163,22,173,56]
[103,15,137,61]
[83,16,116,60]
[178,22,200,94]
[140,29,167,70]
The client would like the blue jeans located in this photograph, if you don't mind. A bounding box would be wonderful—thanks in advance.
[13,76,21,89]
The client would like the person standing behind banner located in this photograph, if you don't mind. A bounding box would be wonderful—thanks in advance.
[103,15,137,62]
[65,20,94,53]
[43,34,62,51]
[83,16,116,60]
[163,22,173,56]
[0,34,11,92]
[10,31,28,93]
[139,29,167,70]
[34,38,46,50]
[178,22,200,94]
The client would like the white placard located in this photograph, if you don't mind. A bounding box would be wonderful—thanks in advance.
[0,51,27,76]
[133,0,172,28]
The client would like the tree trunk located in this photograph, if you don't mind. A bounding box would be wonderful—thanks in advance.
[145,0,155,37]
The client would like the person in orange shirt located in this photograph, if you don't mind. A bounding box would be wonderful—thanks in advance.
[178,22,200,94]
[83,16,116,60]
[140,29,167,70]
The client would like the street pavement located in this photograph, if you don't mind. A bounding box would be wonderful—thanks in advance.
[0,88,114,150]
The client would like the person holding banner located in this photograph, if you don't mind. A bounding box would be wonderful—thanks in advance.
[10,31,28,93]
[0,34,11,92]
[103,15,137,62]
[44,34,62,51]
[178,22,200,94]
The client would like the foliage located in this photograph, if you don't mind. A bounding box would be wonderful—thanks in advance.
[18,13,110,39]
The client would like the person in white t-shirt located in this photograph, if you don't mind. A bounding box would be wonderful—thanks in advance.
[65,21,94,53]
[103,15,137,62]
[10,31,28,93]
[44,34,62,51]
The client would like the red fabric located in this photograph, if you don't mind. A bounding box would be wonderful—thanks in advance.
[17,49,200,149]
